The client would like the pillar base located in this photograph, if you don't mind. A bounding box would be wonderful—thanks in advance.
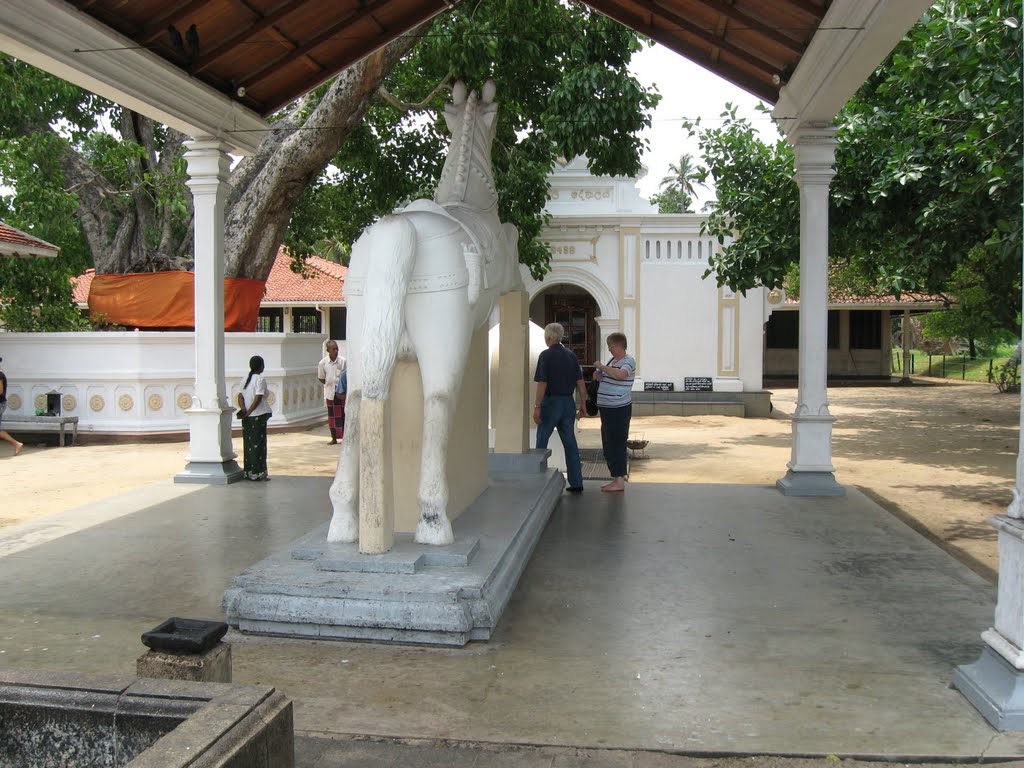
[175,460,245,484]
[776,469,845,497]
[137,642,232,684]
[953,644,1024,731]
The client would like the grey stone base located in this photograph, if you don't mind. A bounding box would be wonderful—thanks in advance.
[175,460,245,485]
[488,448,550,473]
[0,669,293,767]
[631,389,773,418]
[137,642,232,684]
[223,468,565,646]
[953,645,1024,730]
[776,470,846,497]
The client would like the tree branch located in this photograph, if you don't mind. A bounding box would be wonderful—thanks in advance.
[377,74,452,113]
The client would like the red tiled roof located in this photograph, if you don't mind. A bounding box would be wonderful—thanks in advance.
[783,290,945,308]
[71,269,95,304]
[0,222,60,257]
[71,250,347,306]
[263,250,346,302]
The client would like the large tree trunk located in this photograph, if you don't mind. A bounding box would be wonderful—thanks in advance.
[61,33,417,278]
[62,112,193,274]
[223,37,419,280]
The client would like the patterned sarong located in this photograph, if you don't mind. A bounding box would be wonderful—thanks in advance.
[327,394,345,440]
[242,413,270,480]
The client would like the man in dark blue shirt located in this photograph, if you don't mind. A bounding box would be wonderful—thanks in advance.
[533,323,588,493]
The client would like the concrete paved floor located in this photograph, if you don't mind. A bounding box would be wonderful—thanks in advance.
[0,475,1022,761]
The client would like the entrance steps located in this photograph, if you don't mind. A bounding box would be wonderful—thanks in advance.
[631,390,772,418]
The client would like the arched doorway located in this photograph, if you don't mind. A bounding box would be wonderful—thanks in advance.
[530,285,600,378]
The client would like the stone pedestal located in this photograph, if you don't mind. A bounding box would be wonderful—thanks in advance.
[493,291,530,454]
[225,465,564,645]
[136,642,232,683]
[954,515,1024,729]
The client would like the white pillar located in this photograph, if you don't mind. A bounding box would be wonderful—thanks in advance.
[175,138,244,484]
[952,248,1024,729]
[777,125,844,497]
[900,309,912,384]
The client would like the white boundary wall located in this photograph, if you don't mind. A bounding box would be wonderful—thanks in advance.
[0,332,340,435]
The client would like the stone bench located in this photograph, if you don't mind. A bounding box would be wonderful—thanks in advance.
[4,415,79,446]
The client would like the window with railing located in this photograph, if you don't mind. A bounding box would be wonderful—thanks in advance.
[292,309,321,334]
[257,309,283,333]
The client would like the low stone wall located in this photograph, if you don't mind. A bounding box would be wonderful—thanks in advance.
[0,332,341,436]
[0,668,293,767]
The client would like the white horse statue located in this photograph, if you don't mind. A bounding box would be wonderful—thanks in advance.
[328,79,523,547]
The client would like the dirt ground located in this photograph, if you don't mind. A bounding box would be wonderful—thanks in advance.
[1,378,1017,581]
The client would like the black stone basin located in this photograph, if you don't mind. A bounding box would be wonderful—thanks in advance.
[142,617,229,654]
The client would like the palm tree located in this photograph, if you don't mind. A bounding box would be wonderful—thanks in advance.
[658,153,703,213]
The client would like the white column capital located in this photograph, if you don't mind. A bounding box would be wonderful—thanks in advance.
[791,124,838,184]
[183,138,232,192]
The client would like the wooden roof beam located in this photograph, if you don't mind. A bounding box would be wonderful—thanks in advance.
[586,0,778,102]
[193,0,310,74]
[698,0,807,55]
[138,0,214,45]
[782,0,830,21]
[597,0,785,74]
[237,0,398,92]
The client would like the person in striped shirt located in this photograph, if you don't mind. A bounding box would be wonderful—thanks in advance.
[593,332,635,493]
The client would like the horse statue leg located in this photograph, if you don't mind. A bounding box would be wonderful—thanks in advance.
[327,388,360,542]
[407,293,472,546]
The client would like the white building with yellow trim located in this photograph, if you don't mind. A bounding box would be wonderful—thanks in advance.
[524,157,776,417]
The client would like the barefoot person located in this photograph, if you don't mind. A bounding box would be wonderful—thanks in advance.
[317,341,346,445]
[0,358,24,457]
[593,333,635,493]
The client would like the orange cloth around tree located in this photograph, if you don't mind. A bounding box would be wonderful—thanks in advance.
[87,272,266,331]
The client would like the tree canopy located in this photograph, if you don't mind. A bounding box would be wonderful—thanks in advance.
[689,0,1022,332]
[0,0,660,331]
[285,0,660,279]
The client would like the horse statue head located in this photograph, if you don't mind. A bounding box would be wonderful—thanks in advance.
[435,80,500,210]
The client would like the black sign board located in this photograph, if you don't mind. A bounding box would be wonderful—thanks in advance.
[683,377,713,392]
[644,381,674,392]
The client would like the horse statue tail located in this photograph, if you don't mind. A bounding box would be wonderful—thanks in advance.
[360,215,417,400]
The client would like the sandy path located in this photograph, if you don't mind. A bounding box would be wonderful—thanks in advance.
[1,380,1016,580]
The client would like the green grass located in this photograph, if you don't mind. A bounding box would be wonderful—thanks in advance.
[893,346,1018,383]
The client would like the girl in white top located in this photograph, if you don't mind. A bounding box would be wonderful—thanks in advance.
[238,355,272,480]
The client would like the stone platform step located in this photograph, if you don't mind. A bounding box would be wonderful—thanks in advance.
[630,389,771,417]
[223,467,565,646]
[632,400,745,418]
